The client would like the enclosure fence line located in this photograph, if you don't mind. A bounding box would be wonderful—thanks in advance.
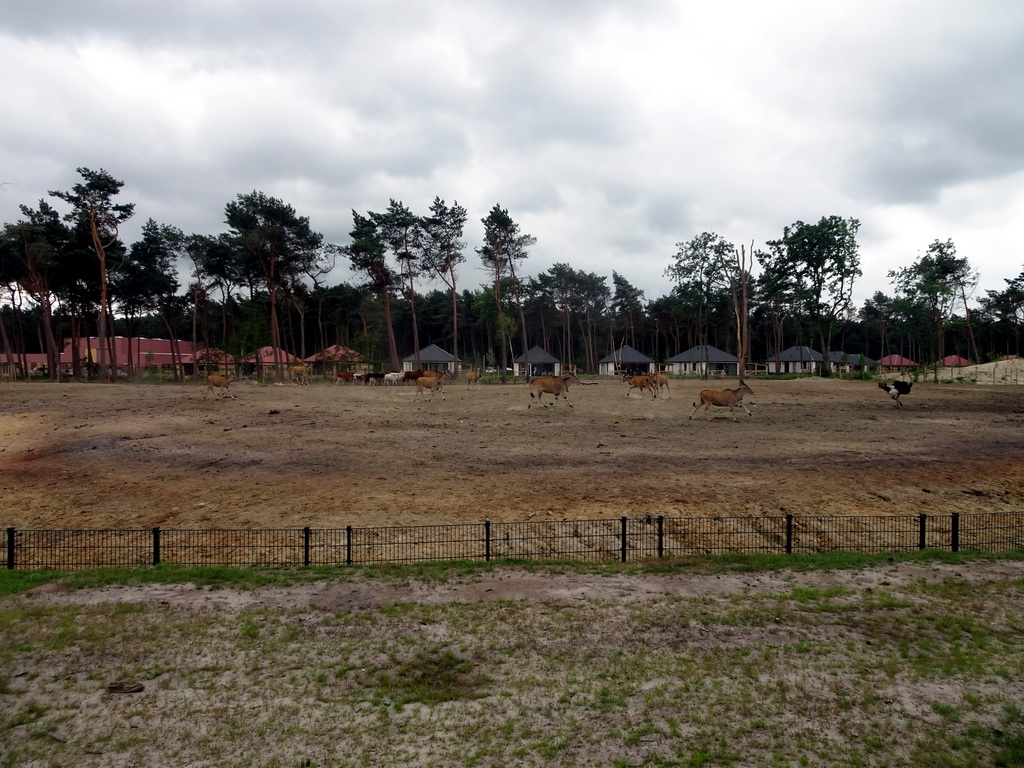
[5,512,1023,571]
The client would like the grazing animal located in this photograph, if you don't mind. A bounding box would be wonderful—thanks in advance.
[290,365,311,385]
[624,374,658,399]
[653,373,670,398]
[204,373,236,400]
[364,372,386,386]
[466,370,481,389]
[878,380,913,409]
[415,372,449,401]
[384,371,404,386]
[689,380,755,422]
[528,374,579,409]
[334,371,354,385]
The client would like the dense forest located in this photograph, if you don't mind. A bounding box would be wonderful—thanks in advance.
[2,168,1023,381]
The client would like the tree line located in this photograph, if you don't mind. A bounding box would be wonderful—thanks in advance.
[2,168,1023,382]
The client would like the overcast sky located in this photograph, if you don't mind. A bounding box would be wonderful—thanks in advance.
[2,1,1022,308]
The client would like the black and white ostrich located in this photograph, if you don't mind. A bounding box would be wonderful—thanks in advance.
[878,379,913,409]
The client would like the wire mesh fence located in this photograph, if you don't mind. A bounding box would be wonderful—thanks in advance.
[5,511,1024,570]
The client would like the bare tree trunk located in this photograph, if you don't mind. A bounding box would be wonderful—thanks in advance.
[38,297,59,381]
[449,270,460,375]
[381,290,401,371]
[192,281,200,378]
[407,270,421,371]
[0,305,15,379]
[126,326,134,379]
[167,320,183,382]
[86,213,113,383]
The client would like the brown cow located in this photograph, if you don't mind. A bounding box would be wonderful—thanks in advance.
[466,370,481,389]
[334,371,354,385]
[528,374,579,409]
[624,374,657,399]
[290,364,311,386]
[689,380,755,422]
[204,373,236,400]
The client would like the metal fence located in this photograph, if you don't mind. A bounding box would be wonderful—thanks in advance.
[5,512,1024,571]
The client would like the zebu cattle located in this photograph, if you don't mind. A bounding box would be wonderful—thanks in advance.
[528,374,579,409]
[466,370,481,389]
[334,371,354,385]
[415,372,449,401]
[624,374,658,399]
[689,380,755,422]
[204,373,236,400]
[384,371,404,386]
[364,372,386,386]
[290,365,311,386]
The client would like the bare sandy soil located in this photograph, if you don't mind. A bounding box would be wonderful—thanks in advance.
[1,374,1023,531]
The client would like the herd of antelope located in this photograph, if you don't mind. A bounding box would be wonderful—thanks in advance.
[202,366,764,421]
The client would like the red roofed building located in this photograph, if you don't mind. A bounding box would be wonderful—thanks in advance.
[306,344,362,362]
[240,346,301,365]
[64,337,196,372]
[181,347,234,364]
[877,354,917,371]
[304,344,367,376]
[180,348,235,374]
[937,355,971,367]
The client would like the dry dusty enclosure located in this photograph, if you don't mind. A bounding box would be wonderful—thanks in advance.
[1,374,1024,532]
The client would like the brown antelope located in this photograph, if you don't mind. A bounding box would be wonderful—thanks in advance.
[205,373,236,400]
[624,374,658,399]
[689,380,754,421]
[416,372,450,401]
[653,373,670,398]
[528,374,579,408]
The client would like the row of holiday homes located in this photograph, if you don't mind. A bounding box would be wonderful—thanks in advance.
[1,337,973,379]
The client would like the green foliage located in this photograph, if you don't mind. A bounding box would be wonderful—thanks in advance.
[764,216,862,370]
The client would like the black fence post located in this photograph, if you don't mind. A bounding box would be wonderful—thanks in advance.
[951,513,960,553]
[303,527,311,567]
[6,527,14,570]
[484,521,491,562]
[346,525,353,565]
[657,516,664,558]
[620,517,628,562]
[152,527,161,566]
[919,514,927,551]
[785,515,793,554]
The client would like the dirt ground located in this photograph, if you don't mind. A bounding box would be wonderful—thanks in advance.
[2,372,1023,531]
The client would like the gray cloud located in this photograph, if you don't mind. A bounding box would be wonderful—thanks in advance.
[2,1,1022,306]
